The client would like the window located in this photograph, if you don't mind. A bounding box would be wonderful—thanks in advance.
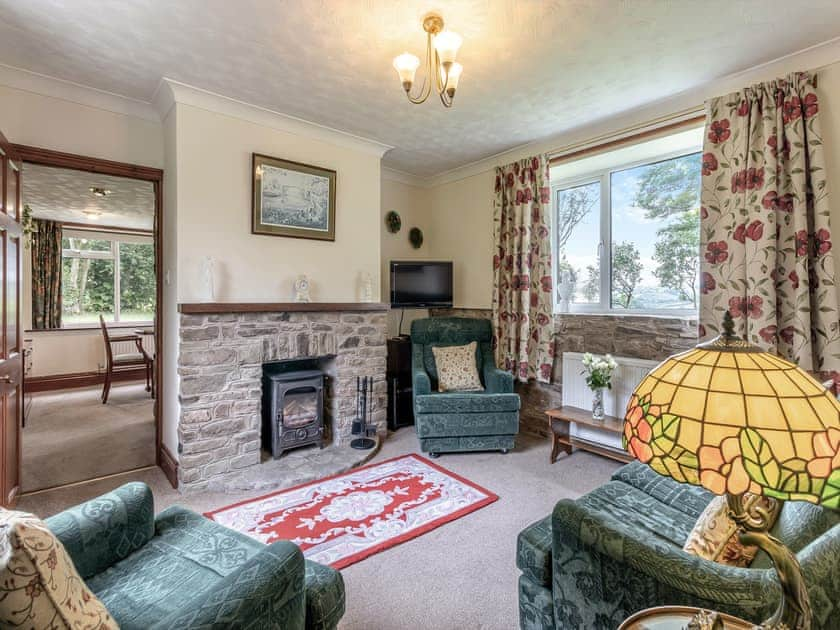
[552,126,702,315]
[61,231,155,326]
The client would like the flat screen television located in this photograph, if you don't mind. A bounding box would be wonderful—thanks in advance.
[390,261,453,308]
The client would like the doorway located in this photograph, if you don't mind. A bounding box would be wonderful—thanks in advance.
[13,145,165,495]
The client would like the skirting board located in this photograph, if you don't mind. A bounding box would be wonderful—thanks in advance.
[24,368,147,393]
[159,443,179,490]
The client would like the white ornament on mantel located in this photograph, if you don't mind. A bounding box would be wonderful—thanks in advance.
[359,271,374,302]
[293,275,311,303]
[201,256,216,302]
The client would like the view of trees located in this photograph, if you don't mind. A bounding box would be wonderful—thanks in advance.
[555,152,701,311]
[62,237,155,323]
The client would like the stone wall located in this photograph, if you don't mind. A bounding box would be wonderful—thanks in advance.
[177,309,387,491]
[430,308,698,437]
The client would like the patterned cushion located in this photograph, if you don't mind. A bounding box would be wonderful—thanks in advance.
[516,516,552,587]
[611,461,713,520]
[683,495,780,567]
[432,342,484,392]
[0,509,118,629]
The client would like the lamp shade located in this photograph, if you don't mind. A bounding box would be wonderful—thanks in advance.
[623,318,840,508]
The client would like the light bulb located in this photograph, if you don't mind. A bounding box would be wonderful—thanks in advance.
[433,31,462,65]
[441,62,463,95]
[393,53,420,88]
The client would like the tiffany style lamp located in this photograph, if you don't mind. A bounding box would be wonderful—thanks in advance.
[623,311,840,630]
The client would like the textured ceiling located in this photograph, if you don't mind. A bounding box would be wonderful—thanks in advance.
[2,1,840,176]
[22,163,155,230]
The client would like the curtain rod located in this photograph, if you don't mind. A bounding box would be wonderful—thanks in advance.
[60,221,153,236]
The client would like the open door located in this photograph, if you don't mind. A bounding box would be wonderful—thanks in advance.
[0,131,22,507]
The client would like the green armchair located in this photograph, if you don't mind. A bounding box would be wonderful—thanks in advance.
[411,317,520,457]
[45,482,345,630]
[516,461,840,629]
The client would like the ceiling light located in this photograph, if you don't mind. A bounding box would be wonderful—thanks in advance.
[89,187,112,197]
[83,209,102,220]
[393,13,463,108]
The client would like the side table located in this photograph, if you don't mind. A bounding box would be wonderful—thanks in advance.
[545,406,632,464]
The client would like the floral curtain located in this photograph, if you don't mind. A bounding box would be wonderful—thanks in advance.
[492,155,554,383]
[699,72,839,384]
[31,219,62,329]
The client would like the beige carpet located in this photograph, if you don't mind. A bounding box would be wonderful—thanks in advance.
[22,383,155,492]
[18,428,619,629]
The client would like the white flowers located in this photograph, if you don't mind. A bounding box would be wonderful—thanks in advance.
[581,353,618,390]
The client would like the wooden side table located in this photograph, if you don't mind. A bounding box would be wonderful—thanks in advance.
[545,406,632,464]
[619,605,754,629]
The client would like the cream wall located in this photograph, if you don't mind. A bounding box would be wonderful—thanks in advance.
[1,82,164,378]
[174,103,381,303]
[380,175,432,336]
[424,56,840,309]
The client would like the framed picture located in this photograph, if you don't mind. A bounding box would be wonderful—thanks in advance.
[251,153,336,241]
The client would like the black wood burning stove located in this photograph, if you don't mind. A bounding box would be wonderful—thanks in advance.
[261,368,325,458]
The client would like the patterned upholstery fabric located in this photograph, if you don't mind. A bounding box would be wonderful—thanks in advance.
[0,509,118,629]
[432,342,484,392]
[517,462,840,629]
[47,483,345,630]
[412,318,520,454]
[516,517,553,587]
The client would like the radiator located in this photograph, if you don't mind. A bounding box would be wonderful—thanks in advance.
[108,335,155,361]
[561,352,660,450]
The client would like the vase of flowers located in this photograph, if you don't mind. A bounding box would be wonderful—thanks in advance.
[581,353,618,420]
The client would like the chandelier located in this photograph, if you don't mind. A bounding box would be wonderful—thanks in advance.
[393,13,463,108]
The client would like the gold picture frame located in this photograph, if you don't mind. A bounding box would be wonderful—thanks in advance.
[251,153,336,241]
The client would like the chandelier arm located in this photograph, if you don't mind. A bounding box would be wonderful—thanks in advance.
[439,89,453,108]
[404,32,433,104]
[433,50,446,94]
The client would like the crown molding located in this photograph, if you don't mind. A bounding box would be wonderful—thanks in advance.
[0,63,160,122]
[380,166,428,188]
[424,35,840,189]
[152,78,392,158]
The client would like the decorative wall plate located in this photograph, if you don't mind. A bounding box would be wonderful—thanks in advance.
[409,227,424,249]
[385,210,402,233]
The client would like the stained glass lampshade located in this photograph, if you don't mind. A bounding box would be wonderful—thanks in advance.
[623,313,840,508]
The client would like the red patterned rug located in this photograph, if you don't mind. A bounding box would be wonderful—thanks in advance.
[206,454,498,569]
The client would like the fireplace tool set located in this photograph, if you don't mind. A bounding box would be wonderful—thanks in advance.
[351,376,376,450]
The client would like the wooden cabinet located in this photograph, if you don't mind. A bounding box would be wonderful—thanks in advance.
[387,336,414,431]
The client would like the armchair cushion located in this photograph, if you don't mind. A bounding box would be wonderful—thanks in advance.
[431,341,484,392]
[414,392,520,414]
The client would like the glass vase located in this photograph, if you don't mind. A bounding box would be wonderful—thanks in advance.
[592,388,605,420]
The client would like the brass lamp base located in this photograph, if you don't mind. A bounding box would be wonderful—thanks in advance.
[724,493,811,630]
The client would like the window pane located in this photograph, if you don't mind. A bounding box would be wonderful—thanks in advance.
[555,181,600,306]
[62,257,115,324]
[62,236,112,253]
[119,242,156,321]
[610,153,701,310]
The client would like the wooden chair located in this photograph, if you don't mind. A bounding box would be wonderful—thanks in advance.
[135,336,155,399]
[99,315,147,404]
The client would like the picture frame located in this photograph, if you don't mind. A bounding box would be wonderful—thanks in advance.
[251,153,336,241]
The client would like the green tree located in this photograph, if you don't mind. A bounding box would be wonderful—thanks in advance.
[633,153,701,307]
[556,183,598,250]
[611,241,643,308]
[581,263,599,302]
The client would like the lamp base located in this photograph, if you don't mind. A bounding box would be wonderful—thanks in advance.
[726,493,811,630]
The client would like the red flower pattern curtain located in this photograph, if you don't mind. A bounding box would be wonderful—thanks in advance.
[699,72,839,384]
[492,156,554,383]
[31,219,63,329]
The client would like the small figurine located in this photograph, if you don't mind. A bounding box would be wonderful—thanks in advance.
[201,256,216,301]
[359,271,373,302]
[294,275,311,303]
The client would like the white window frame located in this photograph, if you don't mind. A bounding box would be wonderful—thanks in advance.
[61,232,154,328]
[551,146,702,317]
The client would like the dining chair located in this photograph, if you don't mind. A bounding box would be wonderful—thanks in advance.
[99,315,148,404]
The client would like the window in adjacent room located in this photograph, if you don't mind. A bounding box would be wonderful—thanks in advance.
[61,230,155,325]
[551,124,703,315]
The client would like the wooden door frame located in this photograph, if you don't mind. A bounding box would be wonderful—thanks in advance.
[13,144,176,488]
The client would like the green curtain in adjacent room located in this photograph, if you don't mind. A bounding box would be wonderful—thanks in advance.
[699,71,839,386]
[31,219,62,329]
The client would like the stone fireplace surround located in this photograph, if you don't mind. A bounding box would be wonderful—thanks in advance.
[177,303,388,491]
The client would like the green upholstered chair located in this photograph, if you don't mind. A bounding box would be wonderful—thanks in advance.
[45,482,345,630]
[411,317,520,457]
[516,460,840,630]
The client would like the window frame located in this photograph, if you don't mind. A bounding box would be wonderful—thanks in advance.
[61,231,154,328]
[551,145,702,317]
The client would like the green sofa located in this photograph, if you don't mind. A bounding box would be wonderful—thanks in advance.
[45,482,345,630]
[411,317,520,457]
[517,461,840,629]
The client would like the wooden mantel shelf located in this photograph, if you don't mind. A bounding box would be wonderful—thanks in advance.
[178,302,390,314]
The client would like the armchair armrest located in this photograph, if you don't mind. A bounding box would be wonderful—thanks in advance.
[412,343,431,395]
[149,540,306,630]
[46,482,155,579]
[551,499,777,614]
[482,354,513,393]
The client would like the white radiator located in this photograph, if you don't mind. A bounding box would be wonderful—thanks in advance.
[107,335,155,360]
[561,352,660,451]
